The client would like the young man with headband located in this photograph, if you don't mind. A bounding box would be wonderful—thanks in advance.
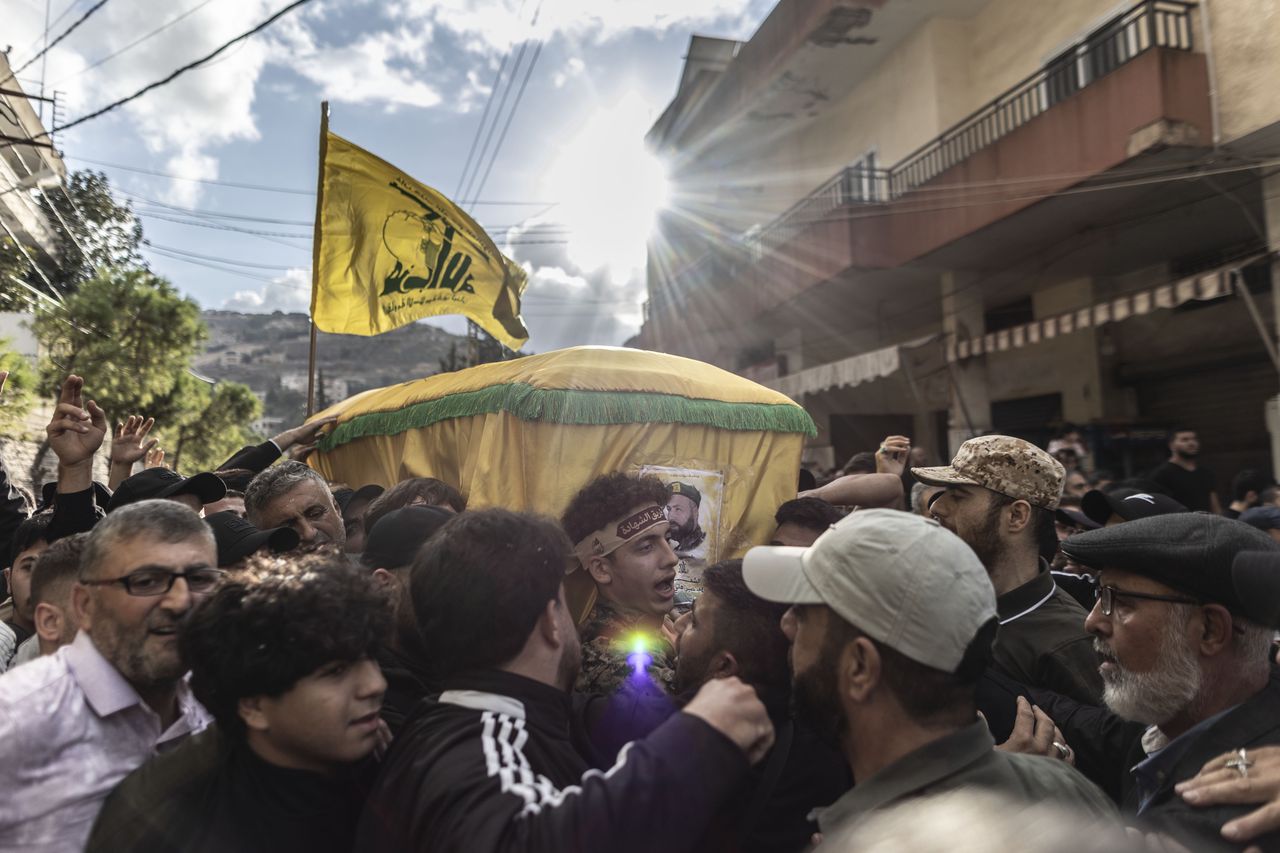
[561,473,680,696]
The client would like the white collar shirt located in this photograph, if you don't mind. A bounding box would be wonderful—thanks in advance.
[0,630,211,853]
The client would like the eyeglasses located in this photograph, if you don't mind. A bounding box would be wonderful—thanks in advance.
[1093,584,1200,616]
[80,567,225,597]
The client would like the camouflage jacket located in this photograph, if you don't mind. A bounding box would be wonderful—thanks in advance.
[574,598,676,697]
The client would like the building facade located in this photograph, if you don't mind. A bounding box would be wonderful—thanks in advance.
[640,0,1280,486]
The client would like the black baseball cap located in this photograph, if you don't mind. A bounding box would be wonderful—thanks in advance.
[204,510,300,568]
[107,468,227,513]
[1054,506,1101,531]
[1062,514,1280,627]
[1081,487,1187,526]
[362,505,454,570]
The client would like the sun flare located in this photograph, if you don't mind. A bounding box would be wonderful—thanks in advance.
[539,92,670,285]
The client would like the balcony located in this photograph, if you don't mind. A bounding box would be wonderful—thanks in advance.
[743,0,1209,309]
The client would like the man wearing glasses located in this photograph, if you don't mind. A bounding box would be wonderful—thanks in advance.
[1035,513,1280,849]
[0,500,219,852]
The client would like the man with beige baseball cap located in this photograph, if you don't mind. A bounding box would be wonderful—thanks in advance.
[743,510,1114,842]
[914,436,1103,706]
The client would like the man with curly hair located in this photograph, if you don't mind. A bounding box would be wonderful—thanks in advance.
[561,472,679,696]
[87,553,390,853]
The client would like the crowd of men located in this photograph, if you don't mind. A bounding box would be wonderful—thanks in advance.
[4,372,1280,852]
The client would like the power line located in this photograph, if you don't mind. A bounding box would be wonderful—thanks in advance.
[459,0,544,206]
[453,0,528,199]
[470,43,543,207]
[142,241,298,270]
[53,0,219,84]
[46,0,315,139]
[66,155,559,205]
[14,0,113,75]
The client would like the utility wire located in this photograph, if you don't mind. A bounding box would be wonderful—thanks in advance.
[20,0,315,140]
[459,0,544,206]
[14,0,113,74]
[453,0,528,199]
[67,155,559,204]
[468,40,543,207]
[53,0,218,84]
[142,240,298,270]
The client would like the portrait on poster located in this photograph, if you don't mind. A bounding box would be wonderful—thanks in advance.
[639,465,723,600]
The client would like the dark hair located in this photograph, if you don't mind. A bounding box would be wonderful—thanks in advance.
[9,513,52,568]
[702,560,790,706]
[181,552,391,740]
[411,509,570,680]
[774,497,842,533]
[30,533,87,607]
[843,452,877,475]
[798,468,817,493]
[1233,469,1274,502]
[364,477,466,532]
[213,468,256,493]
[1263,486,1280,506]
[1167,427,1197,443]
[560,472,669,545]
[826,614,997,725]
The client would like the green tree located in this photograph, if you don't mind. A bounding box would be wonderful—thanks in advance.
[33,267,207,419]
[41,170,144,290]
[0,338,38,435]
[155,376,261,473]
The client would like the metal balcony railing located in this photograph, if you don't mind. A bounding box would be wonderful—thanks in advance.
[745,0,1196,257]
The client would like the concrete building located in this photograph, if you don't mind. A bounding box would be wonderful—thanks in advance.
[640,0,1280,486]
[0,50,67,305]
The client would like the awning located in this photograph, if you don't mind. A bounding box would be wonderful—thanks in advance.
[946,254,1268,363]
[766,334,940,399]
[762,254,1268,400]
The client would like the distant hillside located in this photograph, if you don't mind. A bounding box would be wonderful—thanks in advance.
[195,311,469,431]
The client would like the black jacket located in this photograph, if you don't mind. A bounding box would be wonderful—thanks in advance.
[1033,668,1280,850]
[219,440,283,475]
[88,725,376,853]
[354,669,750,853]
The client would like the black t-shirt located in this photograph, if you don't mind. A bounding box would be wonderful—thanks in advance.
[1149,462,1216,512]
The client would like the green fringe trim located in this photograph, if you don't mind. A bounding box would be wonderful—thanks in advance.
[318,383,817,451]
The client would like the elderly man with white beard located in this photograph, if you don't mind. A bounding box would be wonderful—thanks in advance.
[1029,513,1280,851]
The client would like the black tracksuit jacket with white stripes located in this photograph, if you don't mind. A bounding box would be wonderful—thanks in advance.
[354,669,749,852]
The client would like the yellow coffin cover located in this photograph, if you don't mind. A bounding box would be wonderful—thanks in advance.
[309,346,814,614]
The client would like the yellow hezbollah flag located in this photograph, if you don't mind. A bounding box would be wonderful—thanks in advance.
[311,132,529,349]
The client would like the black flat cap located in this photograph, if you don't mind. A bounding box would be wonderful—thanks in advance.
[363,505,454,570]
[108,468,226,513]
[1081,487,1187,526]
[1062,514,1280,626]
[204,510,300,568]
[335,483,385,519]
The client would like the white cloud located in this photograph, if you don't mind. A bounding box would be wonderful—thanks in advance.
[223,267,311,312]
[553,57,585,88]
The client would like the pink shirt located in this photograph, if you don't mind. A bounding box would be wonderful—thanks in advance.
[0,630,211,853]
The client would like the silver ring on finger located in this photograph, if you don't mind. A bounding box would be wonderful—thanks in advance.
[1052,741,1070,760]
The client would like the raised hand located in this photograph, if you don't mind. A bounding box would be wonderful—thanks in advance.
[111,415,158,468]
[46,375,107,469]
[272,415,338,452]
[875,435,911,477]
[145,446,167,470]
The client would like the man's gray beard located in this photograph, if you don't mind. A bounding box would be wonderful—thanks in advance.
[1097,609,1201,726]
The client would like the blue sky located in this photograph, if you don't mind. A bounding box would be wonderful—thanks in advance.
[7,0,773,351]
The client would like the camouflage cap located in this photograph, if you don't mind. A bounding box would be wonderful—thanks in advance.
[912,435,1065,509]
